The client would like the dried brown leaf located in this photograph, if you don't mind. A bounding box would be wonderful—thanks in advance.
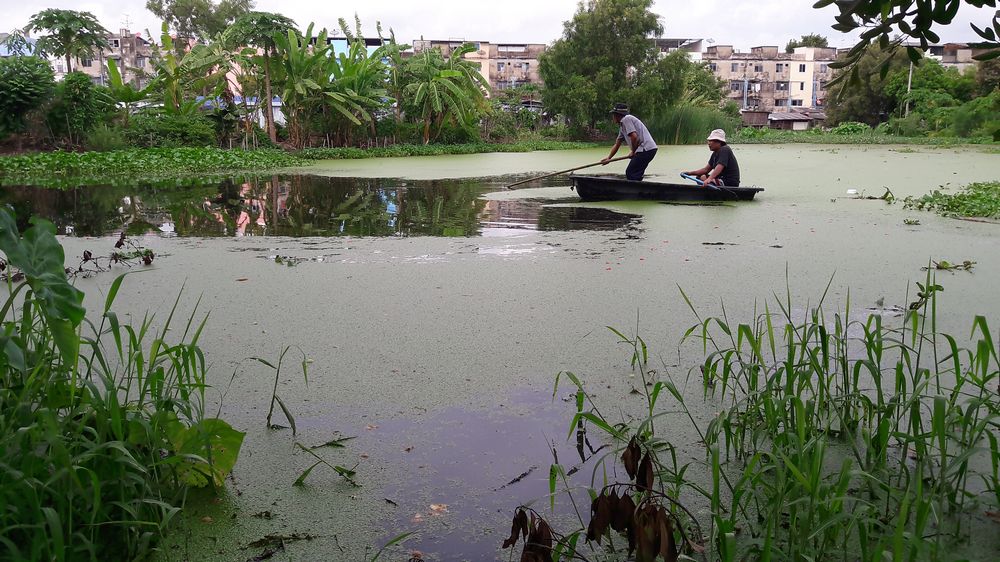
[610,492,636,534]
[521,513,554,562]
[656,508,678,562]
[637,452,655,492]
[586,493,612,543]
[502,509,529,549]
[635,506,658,562]
[622,436,641,479]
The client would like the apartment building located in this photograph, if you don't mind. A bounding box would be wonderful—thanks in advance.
[703,45,838,111]
[653,38,704,60]
[61,29,155,88]
[923,42,993,72]
[411,39,546,91]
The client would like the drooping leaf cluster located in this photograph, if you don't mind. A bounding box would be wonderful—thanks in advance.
[820,0,1000,91]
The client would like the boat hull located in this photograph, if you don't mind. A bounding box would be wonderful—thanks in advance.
[571,175,763,202]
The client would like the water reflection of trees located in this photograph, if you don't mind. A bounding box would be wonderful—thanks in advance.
[1,176,489,238]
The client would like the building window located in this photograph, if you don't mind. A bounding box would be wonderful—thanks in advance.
[820,64,829,73]
[775,99,787,106]
[818,80,827,90]
[497,62,505,72]
[799,82,805,90]
[798,63,806,72]
[110,39,120,49]
[754,64,763,72]
[730,80,742,91]
[731,63,738,72]
[522,62,529,72]
[80,58,93,67]
[709,63,716,72]
[135,56,145,68]
[776,81,789,91]
[791,99,803,106]
[775,63,784,72]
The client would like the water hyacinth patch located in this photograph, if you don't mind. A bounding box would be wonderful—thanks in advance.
[0,147,304,188]
[905,180,1000,219]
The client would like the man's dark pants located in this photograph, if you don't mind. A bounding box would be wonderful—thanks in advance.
[626,149,657,181]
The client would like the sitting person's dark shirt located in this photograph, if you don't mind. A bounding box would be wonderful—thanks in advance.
[708,145,740,186]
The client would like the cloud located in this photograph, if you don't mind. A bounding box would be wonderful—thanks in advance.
[3,0,994,49]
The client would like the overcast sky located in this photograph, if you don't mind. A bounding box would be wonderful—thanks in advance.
[2,0,996,50]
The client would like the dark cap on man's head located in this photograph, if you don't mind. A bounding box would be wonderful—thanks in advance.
[609,103,629,116]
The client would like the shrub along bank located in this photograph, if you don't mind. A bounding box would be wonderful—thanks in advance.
[0,208,244,560]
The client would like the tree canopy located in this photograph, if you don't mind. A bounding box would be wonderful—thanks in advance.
[539,0,675,129]
[785,33,829,53]
[25,9,110,73]
[146,0,254,42]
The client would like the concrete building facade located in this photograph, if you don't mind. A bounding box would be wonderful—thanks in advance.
[411,39,546,92]
[60,29,155,88]
[702,45,838,111]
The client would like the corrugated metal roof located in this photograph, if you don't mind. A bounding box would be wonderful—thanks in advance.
[768,112,812,121]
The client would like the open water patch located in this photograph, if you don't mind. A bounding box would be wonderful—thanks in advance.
[2,175,640,239]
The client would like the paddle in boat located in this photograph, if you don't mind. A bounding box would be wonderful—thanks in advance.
[570,174,764,202]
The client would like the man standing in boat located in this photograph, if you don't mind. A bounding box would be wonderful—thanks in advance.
[683,129,740,187]
[601,103,658,181]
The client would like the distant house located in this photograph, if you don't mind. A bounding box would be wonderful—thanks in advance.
[61,29,154,87]
[741,110,770,128]
[768,110,826,130]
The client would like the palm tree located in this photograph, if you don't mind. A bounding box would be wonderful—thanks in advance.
[25,9,110,74]
[403,44,489,144]
[223,12,297,143]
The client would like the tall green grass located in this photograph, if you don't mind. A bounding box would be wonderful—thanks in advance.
[507,275,999,561]
[646,106,741,145]
[295,140,599,161]
[0,207,244,560]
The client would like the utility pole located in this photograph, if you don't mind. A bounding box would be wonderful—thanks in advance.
[904,61,914,117]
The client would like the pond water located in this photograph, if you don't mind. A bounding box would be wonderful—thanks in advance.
[11,144,1000,560]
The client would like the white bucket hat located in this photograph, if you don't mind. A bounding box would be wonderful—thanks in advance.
[707,129,727,143]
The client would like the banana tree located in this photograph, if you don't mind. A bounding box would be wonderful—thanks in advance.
[328,19,392,142]
[147,22,224,115]
[105,58,150,125]
[273,24,370,148]
[403,43,489,144]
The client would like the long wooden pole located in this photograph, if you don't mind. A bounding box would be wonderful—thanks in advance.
[504,155,631,189]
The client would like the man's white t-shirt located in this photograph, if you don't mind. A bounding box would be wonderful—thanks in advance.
[618,115,657,153]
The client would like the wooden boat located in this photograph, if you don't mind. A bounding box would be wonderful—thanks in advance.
[571,174,763,202]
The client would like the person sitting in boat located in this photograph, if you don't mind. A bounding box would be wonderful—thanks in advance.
[683,129,740,187]
[600,103,658,181]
